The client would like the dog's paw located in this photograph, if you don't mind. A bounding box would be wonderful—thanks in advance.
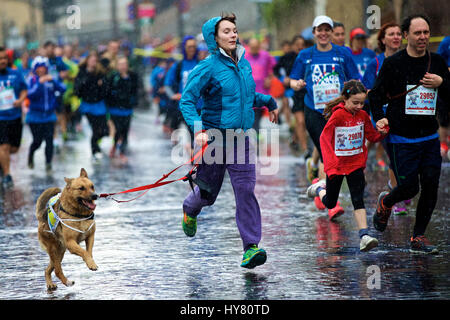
[86,260,98,271]
[47,283,58,291]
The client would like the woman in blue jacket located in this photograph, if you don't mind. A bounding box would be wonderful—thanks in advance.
[26,56,66,171]
[180,13,278,269]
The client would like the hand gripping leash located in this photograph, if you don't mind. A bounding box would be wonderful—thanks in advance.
[98,143,209,203]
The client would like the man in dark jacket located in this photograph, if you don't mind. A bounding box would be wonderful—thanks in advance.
[369,14,450,254]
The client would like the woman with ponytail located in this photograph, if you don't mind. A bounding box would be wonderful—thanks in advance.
[307,80,389,251]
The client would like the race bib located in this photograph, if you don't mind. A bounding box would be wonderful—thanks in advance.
[0,88,16,111]
[313,82,340,110]
[405,85,437,115]
[335,124,364,156]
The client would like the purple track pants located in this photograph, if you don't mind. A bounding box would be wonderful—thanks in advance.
[182,138,261,251]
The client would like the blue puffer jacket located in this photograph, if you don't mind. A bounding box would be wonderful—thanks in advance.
[180,16,277,133]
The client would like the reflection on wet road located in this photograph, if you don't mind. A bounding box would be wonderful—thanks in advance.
[0,110,448,299]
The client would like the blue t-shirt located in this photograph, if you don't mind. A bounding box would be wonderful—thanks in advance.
[0,68,27,121]
[151,65,165,97]
[290,44,361,113]
[362,53,385,89]
[165,59,198,93]
[165,59,203,110]
[437,36,450,67]
[348,47,376,77]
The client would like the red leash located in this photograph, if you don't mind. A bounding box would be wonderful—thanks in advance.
[99,143,208,203]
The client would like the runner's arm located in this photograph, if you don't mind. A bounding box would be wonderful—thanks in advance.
[364,112,387,141]
[368,60,391,122]
[253,93,277,111]
[289,52,306,91]
[14,89,27,107]
[319,115,338,178]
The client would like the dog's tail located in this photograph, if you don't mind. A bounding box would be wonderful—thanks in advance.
[36,187,61,223]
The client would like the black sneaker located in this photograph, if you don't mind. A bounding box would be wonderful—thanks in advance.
[373,191,392,232]
[410,236,439,255]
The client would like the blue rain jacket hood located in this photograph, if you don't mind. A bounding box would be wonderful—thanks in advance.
[181,35,198,60]
[179,16,277,133]
[202,17,221,53]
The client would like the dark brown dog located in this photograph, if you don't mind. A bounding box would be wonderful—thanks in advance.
[36,168,98,291]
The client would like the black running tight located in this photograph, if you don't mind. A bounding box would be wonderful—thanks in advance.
[322,168,366,210]
[28,122,54,164]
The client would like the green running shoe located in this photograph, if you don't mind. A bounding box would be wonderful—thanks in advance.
[240,245,267,269]
[182,212,197,237]
[305,157,318,184]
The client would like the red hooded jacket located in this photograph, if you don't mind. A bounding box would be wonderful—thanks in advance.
[320,103,387,178]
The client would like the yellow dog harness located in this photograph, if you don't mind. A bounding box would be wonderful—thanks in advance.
[46,193,95,234]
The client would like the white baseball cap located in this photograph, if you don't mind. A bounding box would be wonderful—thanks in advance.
[312,15,334,29]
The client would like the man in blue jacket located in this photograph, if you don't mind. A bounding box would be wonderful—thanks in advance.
[179,14,278,269]
[0,46,27,187]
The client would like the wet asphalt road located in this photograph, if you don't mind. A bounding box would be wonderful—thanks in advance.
[0,108,449,300]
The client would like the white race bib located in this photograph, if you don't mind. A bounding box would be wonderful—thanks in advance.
[313,82,340,110]
[335,124,364,156]
[405,85,437,115]
[0,88,16,111]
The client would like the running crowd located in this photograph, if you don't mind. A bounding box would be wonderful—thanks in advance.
[0,12,449,269]
[0,39,139,181]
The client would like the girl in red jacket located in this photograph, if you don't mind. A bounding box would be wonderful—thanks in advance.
[307,80,389,252]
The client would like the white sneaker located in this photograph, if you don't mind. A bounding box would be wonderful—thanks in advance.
[92,152,104,161]
[360,235,378,252]
[306,179,325,199]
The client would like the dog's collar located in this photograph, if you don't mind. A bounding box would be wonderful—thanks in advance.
[60,204,95,220]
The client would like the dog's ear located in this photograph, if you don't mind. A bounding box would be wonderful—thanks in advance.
[80,168,88,178]
[64,177,73,186]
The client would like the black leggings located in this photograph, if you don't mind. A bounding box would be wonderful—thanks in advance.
[111,115,131,154]
[28,122,55,164]
[86,114,109,154]
[384,139,441,237]
[322,168,366,210]
[304,106,327,162]
[165,105,183,131]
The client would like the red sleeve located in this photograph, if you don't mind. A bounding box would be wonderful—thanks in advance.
[320,114,339,176]
[363,111,386,143]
